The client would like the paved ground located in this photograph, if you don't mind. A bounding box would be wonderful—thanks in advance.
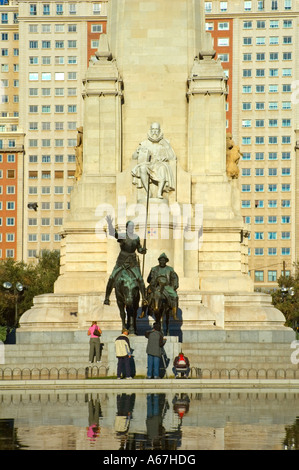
[0,378,299,392]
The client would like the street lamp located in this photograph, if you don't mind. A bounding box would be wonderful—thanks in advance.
[3,281,24,326]
[281,285,294,300]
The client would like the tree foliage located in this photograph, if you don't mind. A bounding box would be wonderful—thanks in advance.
[272,264,299,328]
[0,250,60,328]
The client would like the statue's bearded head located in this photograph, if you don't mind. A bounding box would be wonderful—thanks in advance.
[149,122,162,141]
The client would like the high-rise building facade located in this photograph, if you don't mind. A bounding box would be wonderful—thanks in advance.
[0,0,24,260]
[206,0,299,289]
[0,0,107,263]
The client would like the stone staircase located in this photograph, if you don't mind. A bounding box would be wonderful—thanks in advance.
[1,342,108,379]
[1,337,298,380]
[181,341,299,377]
[1,327,298,380]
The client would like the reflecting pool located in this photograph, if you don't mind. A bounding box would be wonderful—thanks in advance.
[0,390,298,450]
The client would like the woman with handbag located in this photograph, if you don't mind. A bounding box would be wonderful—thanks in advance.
[87,321,102,363]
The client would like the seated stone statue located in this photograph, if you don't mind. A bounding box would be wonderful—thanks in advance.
[131,122,176,199]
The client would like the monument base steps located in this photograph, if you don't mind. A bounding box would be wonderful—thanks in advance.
[2,328,297,377]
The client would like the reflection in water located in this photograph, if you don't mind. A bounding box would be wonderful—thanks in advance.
[87,398,103,444]
[0,391,298,450]
[283,417,299,450]
[115,393,135,449]
[0,419,27,450]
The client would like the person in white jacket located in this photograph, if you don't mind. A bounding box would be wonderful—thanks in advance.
[115,329,132,379]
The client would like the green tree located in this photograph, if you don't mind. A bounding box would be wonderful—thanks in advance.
[272,265,299,328]
[0,251,60,329]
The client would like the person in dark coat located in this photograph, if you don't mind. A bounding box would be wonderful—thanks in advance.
[145,322,166,379]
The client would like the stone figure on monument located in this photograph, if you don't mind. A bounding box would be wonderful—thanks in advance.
[132,122,176,199]
[140,253,179,331]
[226,133,241,179]
[104,215,147,307]
[74,126,83,181]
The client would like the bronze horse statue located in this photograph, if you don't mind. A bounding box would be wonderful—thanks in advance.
[114,268,140,335]
[144,275,174,335]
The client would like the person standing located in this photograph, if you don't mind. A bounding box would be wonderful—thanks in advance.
[145,322,166,379]
[115,329,132,379]
[87,321,102,363]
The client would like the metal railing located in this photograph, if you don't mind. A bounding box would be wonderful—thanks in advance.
[192,367,299,380]
[0,365,109,380]
[0,366,298,380]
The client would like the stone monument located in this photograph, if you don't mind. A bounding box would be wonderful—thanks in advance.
[19,0,293,361]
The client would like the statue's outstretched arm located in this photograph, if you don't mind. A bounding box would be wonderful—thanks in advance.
[106,215,118,239]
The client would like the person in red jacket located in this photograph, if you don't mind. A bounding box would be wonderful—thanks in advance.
[173,351,190,379]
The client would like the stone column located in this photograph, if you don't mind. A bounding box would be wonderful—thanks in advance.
[295,137,299,265]
[54,37,123,294]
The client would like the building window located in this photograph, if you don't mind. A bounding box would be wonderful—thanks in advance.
[254,271,264,282]
[282,232,290,239]
[29,4,37,15]
[268,231,277,239]
[256,37,265,45]
[255,248,264,256]
[56,4,63,15]
[6,217,15,226]
[43,4,50,15]
[254,232,264,240]
[28,250,37,258]
[55,72,64,81]
[269,37,279,45]
[93,3,101,14]
[243,70,252,78]
[42,73,51,81]
[69,4,77,14]
[243,37,252,45]
[218,38,229,47]
[268,271,277,282]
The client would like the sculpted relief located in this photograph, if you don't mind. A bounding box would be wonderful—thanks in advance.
[132,122,176,199]
[75,126,83,181]
[226,133,241,179]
